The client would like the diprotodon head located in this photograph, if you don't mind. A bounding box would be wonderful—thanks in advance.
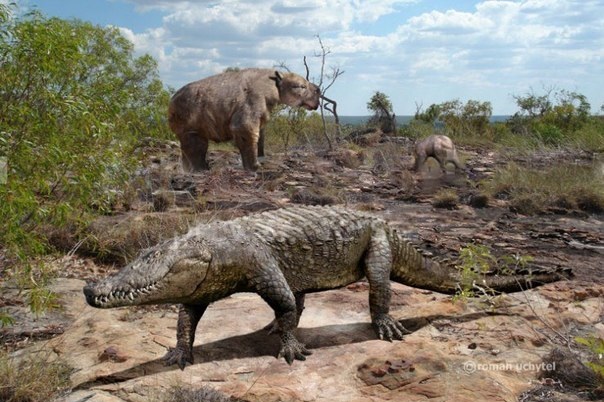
[272,71,321,110]
[83,237,212,308]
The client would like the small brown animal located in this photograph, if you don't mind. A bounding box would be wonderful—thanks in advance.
[168,68,321,171]
[413,134,463,173]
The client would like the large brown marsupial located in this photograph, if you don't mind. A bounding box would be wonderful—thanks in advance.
[413,134,464,173]
[168,68,321,171]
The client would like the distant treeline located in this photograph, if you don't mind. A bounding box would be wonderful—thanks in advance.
[336,115,511,126]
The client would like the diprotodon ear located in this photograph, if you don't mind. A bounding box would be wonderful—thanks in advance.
[270,70,284,86]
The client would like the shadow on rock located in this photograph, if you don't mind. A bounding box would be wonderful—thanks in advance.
[74,311,508,390]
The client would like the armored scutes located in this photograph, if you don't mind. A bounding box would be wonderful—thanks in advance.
[83,206,570,368]
[414,134,463,173]
[169,68,320,172]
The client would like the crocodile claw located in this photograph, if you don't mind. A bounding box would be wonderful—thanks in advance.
[373,314,410,341]
[162,346,193,370]
[278,333,312,364]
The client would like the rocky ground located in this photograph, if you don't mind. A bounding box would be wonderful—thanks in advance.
[2,136,603,402]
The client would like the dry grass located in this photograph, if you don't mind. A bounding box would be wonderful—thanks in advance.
[432,189,459,209]
[0,350,72,402]
[369,142,408,174]
[79,212,199,263]
[158,385,245,402]
[484,162,604,215]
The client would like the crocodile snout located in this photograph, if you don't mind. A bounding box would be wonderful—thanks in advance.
[83,283,99,307]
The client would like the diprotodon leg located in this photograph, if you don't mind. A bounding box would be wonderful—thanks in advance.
[414,154,426,171]
[179,131,209,171]
[258,128,266,158]
[232,127,260,171]
[163,303,208,370]
[365,226,409,341]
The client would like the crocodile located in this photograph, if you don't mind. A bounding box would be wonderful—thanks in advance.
[83,205,570,368]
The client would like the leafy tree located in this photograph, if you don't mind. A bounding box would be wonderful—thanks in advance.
[414,103,441,124]
[367,91,396,133]
[414,99,491,137]
[509,88,592,143]
[0,6,170,313]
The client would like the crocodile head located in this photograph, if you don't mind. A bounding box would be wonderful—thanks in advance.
[83,237,212,308]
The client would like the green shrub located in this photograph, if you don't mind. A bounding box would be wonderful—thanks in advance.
[454,243,496,300]
[264,107,336,151]
[0,6,171,315]
[575,335,604,380]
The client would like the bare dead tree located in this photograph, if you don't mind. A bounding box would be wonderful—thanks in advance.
[275,61,291,73]
[275,36,343,151]
[304,35,344,150]
[414,101,424,117]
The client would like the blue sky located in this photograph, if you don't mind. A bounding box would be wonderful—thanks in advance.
[11,0,604,115]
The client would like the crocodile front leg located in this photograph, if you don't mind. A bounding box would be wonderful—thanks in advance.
[263,293,306,334]
[163,303,208,370]
[366,226,409,341]
[249,266,311,364]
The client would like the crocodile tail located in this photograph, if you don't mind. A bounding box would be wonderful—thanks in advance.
[388,231,572,295]
[468,265,572,293]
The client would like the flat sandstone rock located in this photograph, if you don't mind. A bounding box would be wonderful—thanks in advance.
[16,277,604,402]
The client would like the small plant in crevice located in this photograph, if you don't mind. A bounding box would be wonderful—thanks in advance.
[452,244,536,303]
[575,335,604,380]
[453,243,496,301]
[432,189,459,209]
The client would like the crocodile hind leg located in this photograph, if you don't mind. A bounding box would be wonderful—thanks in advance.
[263,293,306,334]
[163,303,208,370]
[248,268,311,364]
[365,226,410,341]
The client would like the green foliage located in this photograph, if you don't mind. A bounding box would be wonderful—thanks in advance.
[367,91,393,117]
[508,88,592,144]
[0,8,170,313]
[575,335,604,379]
[439,99,492,137]
[412,99,492,138]
[414,103,441,124]
[264,106,333,151]
[454,243,496,300]
[454,245,537,302]
[0,311,15,327]
[398,119,433,140]
[367,91,396,132]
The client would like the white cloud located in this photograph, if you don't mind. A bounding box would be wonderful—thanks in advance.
[116,0,603,114]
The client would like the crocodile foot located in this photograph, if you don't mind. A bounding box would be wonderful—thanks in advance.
[373,314,410,341]
[163,346,193,370]
[278,332,312,364]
